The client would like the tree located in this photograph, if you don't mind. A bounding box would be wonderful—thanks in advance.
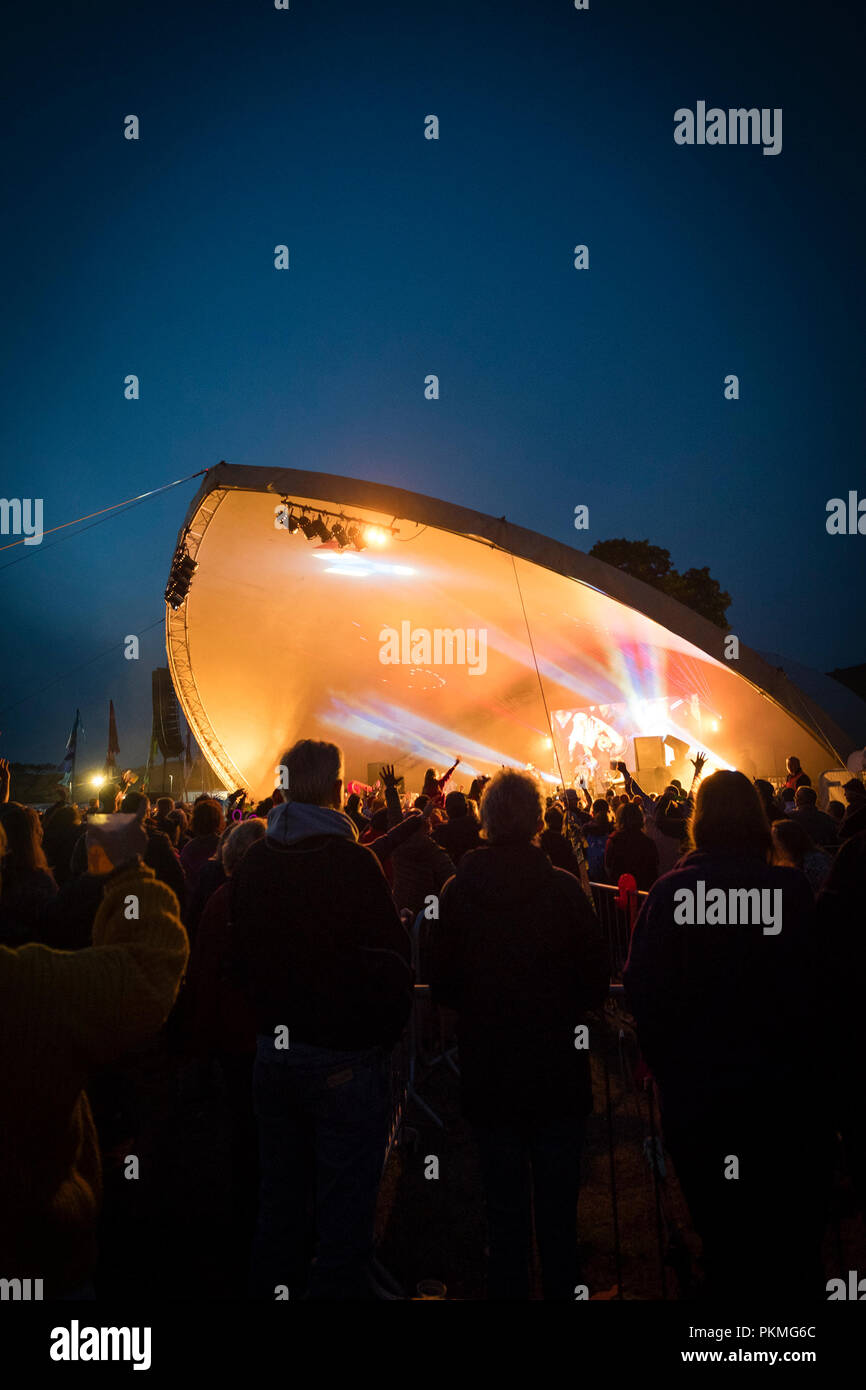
[588,540,732,628]
[664,566,731,629]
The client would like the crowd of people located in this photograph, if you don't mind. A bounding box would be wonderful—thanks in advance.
[0,741,864,1301]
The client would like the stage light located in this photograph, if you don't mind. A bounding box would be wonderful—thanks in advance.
[331,522,350,548]
[347,523,365,551]
[299,515,318,540]
[284,511,300,534]
[91,774,105,788]
[164,544,198,609]
[710,719,719,732]
[364,525,388,547]
[308,515,331,543]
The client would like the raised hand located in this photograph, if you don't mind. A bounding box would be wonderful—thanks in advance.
[691,751,708,776]
[380,764,397,789]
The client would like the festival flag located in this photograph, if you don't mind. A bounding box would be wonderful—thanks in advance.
[59,708,81,786]
[105,699,120,774]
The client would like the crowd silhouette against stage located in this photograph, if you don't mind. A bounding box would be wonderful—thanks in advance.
[1,743,865,1301]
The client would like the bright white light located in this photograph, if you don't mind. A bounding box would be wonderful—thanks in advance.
[364,525,389,547]
[91,774,105,788]
[312,552,414,578]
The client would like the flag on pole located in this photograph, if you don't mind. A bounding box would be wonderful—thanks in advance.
[105,700,120,774]
[59,709,81,786]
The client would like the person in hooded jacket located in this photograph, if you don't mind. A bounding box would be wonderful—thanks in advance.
[431,769,608,1300]
[229,739,412,1301]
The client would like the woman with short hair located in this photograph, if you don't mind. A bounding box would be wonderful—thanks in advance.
[432,769,608,1300]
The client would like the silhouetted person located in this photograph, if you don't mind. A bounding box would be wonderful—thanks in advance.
[230,739,412,1300]
[432,791,481,865]
[789,786,837,848]
[604,800,660,890]
[624,771,829,1300]
[538,804,581,876]
[432,769,608,1300]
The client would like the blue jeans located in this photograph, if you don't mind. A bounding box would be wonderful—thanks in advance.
[251,1036,390,1300]
[474,1116,586,1300]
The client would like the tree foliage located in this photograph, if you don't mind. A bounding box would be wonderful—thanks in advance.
[588,539,732,628]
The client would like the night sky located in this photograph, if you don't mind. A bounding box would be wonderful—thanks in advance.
[2,0,863,772]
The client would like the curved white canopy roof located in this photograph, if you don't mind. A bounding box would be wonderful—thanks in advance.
[165,463,853,800]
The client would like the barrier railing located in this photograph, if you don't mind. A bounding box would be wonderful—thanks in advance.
[589,876,648,981]
[381,875,683,1296]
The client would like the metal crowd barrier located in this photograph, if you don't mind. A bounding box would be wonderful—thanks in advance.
[384,877,648,1154]
[381,877,693,1298]
[383,874,852,1299]
[589,877,648,981]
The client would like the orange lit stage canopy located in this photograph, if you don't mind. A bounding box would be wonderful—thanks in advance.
[165,463,853,801]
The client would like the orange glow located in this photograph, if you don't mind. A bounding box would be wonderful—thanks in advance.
[363,525,389,547]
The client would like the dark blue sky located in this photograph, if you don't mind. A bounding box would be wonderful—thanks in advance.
[2,0,864,770]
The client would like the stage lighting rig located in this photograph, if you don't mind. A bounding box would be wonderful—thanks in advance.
[165,544,198,610]
[279,500,400,552]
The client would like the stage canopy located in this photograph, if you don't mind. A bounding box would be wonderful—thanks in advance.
[165,463,854,801]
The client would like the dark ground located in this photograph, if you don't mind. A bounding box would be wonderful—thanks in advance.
[93,1002,866,1301]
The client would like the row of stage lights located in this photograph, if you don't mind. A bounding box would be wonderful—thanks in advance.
[276,500,394,551]
[164,503,396,612]
[165,546,198,611]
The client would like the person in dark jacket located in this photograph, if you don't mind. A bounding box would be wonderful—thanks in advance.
[839,779,866,842]
[432,791,481,865]
[431,769,608,1300]
[604,800,660,890]
[186,817,267,1264]
[753,778,785,826]
[121,792,187,913]
[230,739,412,1300]
[0,802,57,945]
[180,798,224,899]
[383,773,454,917]
[583,799,613,881]
[41,803,85,887]
[154,796,179,846]
[817,829,866,1203]
[790,785,837,847]
[538,804,581,876]
[623,770,830,1300]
